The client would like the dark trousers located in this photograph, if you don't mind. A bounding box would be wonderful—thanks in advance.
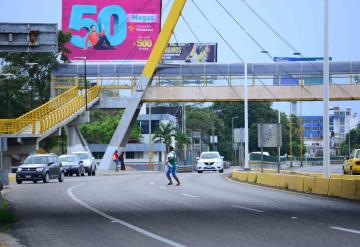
[94,36,112,50]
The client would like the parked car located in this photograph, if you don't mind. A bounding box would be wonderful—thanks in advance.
[72,151,96,176]
[343,149,360,175]
[197,152,224,173]
[16,154,64,184]
[59,154,85,176]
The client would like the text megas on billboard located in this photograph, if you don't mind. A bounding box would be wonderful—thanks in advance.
[163,43,218,63]
[62,0,161,61]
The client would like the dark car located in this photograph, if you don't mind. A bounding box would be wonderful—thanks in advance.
[59,154,85,176]
[16,154,64,184]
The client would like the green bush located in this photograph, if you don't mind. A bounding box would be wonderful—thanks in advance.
[0,200,15,232]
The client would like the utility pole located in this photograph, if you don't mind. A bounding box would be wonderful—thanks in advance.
[323,0,330,178]
[74,57,88,111]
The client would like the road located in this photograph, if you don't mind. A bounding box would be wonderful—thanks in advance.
[294,164,343,174]
[3,170,360,247]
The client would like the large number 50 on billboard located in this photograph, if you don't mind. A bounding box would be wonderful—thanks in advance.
[62,0,162,61]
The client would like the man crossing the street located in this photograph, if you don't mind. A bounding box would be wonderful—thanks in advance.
[166,146,180,186]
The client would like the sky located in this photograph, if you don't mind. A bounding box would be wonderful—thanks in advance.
[0,0,359,117]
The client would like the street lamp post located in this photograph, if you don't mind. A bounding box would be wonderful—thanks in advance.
[323,0,330,178]
[25,62,38,108]
[232,116,239,165]
[74,57,88,111]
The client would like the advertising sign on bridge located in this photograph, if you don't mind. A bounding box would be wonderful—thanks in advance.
[62,0,162,61]
[163,43,218,63]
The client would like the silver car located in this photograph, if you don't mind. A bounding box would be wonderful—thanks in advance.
[72,152,96,176]
[59,155,85,176]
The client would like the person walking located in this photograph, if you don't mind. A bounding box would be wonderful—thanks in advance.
[120,152,126,171]
[112,150,120,172]
[166,146,180,186]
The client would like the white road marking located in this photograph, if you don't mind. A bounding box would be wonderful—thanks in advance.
[181,193,199,198]
[291,217,298,220]
[159,186,166,190]
[150,182,154,185]
[330,226,360,235]
[232,204,264,213]
[67,184,187,247]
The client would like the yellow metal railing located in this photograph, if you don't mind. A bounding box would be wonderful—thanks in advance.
[0,86,100,135]
[0,86,79,134]
[38,85,100,134]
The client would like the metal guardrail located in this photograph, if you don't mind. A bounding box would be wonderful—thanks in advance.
[0,86,79,134]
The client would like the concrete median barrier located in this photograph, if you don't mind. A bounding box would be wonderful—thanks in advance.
[303,176,315,193]
[342,178,357,200]
[230,170,360,200]
[313,177,330,196]
[328,178,343,197]
[247,172,258,183]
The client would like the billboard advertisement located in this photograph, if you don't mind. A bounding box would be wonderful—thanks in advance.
[62,0,162,61]
[163,43,218,63]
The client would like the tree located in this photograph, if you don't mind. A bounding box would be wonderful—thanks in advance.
[0,31,72,118]
[152,122,176,151]
[78,110,141,144]
[340,127,360,155]
[174,130,191,161]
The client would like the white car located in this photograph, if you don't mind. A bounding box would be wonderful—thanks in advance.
[72,151,96,176]
[197,152,224,173]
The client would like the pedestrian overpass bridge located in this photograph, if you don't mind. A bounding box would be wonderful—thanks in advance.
[52,61,360,105]
[1,61,360,180]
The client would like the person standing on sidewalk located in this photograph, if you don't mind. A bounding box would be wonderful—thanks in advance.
[120,152,126,171]
[112,151,120,172]
[166,146,180,186]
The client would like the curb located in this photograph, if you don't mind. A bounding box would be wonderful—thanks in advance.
[231,170,360,200]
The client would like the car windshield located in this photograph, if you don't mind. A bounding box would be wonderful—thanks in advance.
[76,153,89,160]
[200,153,220,159]
[357,151,360,158]
[59,156,77,162]
[24,156,48,164]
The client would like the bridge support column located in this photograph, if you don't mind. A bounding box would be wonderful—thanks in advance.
[0,153,11,186]
[65,124,90,154]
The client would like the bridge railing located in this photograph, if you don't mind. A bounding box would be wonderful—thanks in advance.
[0,86,79,134]
[38,85,100,134]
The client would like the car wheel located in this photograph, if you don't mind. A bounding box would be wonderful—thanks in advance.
[92,166,96,176]
[33,180,37,184]
[343,167,346,174]
[88,169,92,176]
[58,172,64,182]
[198,171,203,173]
[16,179,22,184]
[350,168,354,175]
[43,172,50,183]
[76,169,80,177]
[219,169,224,173]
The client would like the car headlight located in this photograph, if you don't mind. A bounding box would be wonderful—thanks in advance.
[17,167,22,172]
[36,167,44,172]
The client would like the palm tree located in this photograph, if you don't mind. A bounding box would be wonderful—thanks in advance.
[174,130,191,161]
[152,122,176,151]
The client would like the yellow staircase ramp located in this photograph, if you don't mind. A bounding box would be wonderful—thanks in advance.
[0,86,79,134]
[37,85,100,134]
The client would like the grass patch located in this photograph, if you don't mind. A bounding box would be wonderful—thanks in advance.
[0,199,15,232]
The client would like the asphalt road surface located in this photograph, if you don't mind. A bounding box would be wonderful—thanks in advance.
[4,170,360,247]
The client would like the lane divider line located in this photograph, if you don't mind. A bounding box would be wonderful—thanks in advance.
[181,193,199,198]
[330,226,360,235]
[232,204,264,213]
[67,184,187,247]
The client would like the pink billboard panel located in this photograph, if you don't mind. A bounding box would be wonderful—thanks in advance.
[62,0,162,61]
